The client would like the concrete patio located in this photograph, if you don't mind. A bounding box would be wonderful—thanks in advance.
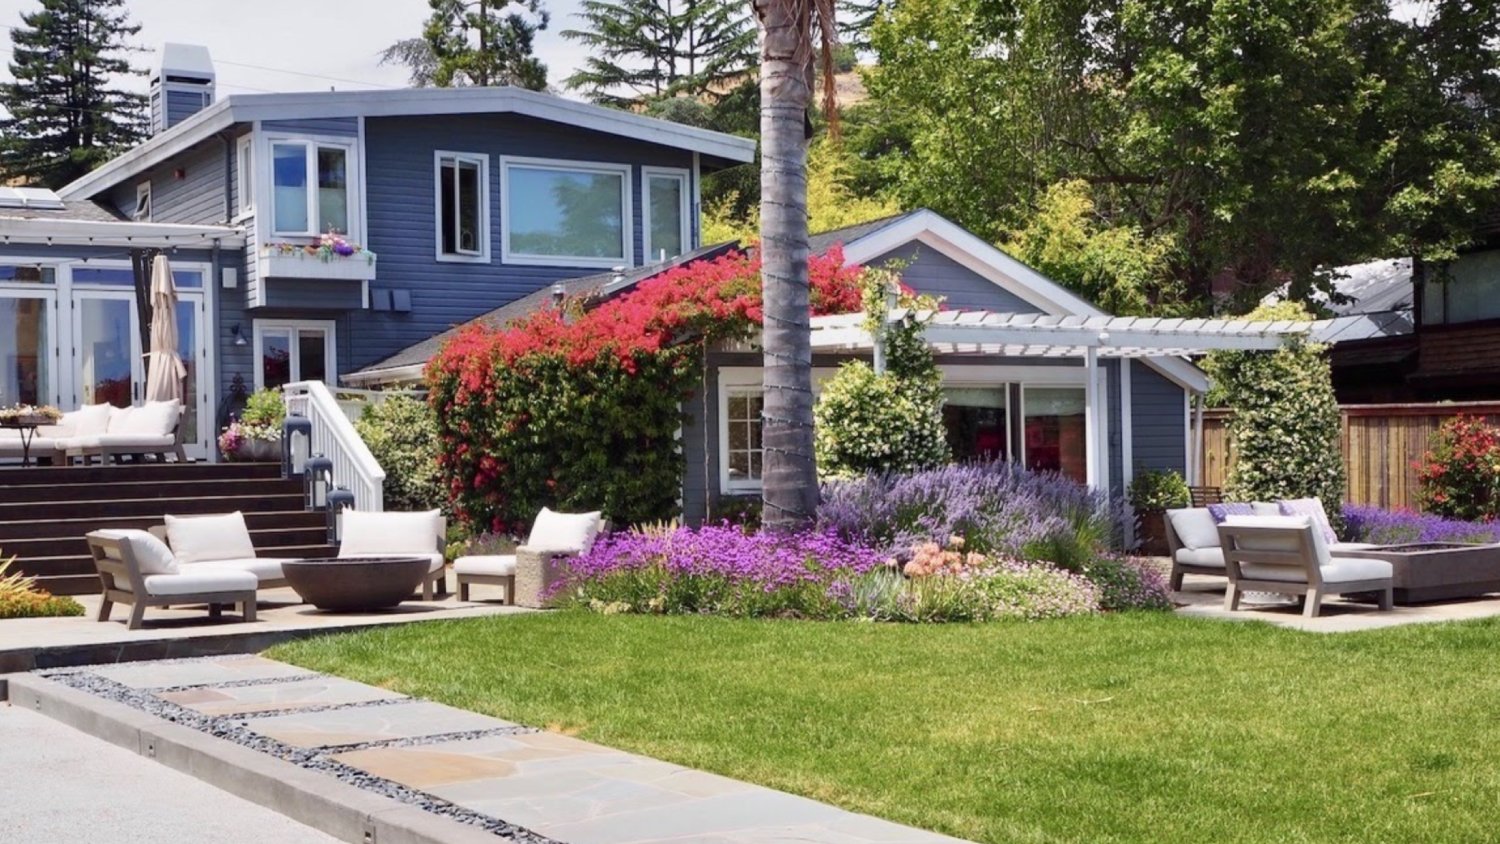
[1170,572,1500,632]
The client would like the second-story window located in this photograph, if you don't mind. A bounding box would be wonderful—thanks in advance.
[501,156,631,268]
[133,182,151,221]
[435,152,489,262]
[643,167,690,262]
[272,139,354,238]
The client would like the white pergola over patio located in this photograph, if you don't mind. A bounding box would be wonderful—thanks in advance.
[809,310,1320,490]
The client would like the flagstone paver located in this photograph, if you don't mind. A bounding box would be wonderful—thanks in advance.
[38,656,972,844]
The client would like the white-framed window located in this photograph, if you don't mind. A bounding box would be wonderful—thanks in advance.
[133,182,152,221]
[643,166,690,262]
[269,138,356,238]
[723,387,764,492]
[252,319,336,391]
[434,151,489,262]
[500,156,632,268]
[1020,385,1088,484]
[235,134,255,218]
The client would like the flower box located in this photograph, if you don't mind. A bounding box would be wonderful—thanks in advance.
[259,250,377,282]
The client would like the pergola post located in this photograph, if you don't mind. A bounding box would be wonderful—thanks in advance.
[1084,344,1101,489]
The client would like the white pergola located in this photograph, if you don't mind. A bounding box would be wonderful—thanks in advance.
[810,310,1321,491]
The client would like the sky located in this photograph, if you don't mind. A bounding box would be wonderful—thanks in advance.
[0,0,597,97]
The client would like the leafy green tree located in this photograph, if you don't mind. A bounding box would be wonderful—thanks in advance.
[0,0,146,188]
[415,0,550,90]
[863,0,1500,311]
[563,0,756,106]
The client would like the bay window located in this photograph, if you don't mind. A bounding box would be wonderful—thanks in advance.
[436,152,489,261]
[643,167,690,261]
[271,139,354,237]
[501,157,630,267]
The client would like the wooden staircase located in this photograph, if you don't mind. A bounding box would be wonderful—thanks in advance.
[0,463,337,596]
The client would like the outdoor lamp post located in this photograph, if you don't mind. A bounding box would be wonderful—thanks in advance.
[304,455,333,511]
[282,415,312,478]
[325,487,355,543]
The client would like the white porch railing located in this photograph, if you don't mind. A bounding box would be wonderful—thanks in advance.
[283,380,385,512]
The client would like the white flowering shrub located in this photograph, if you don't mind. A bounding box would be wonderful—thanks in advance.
[815,269,951,478]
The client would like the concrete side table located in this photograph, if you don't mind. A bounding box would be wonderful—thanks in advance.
[512,547,582,608]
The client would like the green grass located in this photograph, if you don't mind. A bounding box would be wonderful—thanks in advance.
[269,612,1500,843]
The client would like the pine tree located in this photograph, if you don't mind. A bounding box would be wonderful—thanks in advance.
[563,0,756,107]
[837,0,889,52]
[0,0,146,189]
[422,0,550,90]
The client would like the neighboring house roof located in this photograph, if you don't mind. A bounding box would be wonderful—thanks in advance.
[1263,257,1415,345]
[0,198,124,223]
[345,241,742,385]
[58,86,759,201]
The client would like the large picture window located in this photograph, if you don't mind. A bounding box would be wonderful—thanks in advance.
[1023,386,1087,483]
[501,157,630,267]
[436,152,489,261]
[271,139,353,237]
[643,167,689,261]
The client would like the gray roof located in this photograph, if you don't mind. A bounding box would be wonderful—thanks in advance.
[0,199,125,224]
[806,211,918,255]
[352,241,742,379]
[1322,257,1414,316]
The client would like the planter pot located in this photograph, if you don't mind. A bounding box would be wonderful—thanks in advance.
[259,250,378,282]
[1136,508,1170,557]
[232,438,279,462]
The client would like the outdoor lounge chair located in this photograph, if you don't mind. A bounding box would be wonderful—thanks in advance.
[337,509,449,600]
[1165,498,1377,591]
[455,508,606,606]
[1216,515,1394,619]
[86,529,258,629]
[153,511,295,589]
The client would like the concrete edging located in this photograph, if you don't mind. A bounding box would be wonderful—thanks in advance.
[6,673,505,844]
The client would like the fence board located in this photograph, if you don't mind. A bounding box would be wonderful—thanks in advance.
[1199,402,1500,511]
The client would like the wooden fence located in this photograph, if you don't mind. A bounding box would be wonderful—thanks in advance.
[1198,402,1500,511]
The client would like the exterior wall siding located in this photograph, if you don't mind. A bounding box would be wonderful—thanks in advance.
[166,88,211,129]
[261,117,360,137]
[356,114,695,373]
[109,137,233,226]
[1130,362,1188,474]
[866,245,1040,313]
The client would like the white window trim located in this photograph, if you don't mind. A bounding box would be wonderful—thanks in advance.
[133,182,152,222]
[433,150,491,264]
[642,165,690,263]
[499,155,633,269]
[264,134,361,242]
[235,133,255,220]
[251,319,337,391]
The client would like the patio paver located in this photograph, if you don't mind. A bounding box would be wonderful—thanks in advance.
[242,698,520,748]
[157,674,406,715]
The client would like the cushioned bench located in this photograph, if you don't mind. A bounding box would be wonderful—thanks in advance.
[87,529,258,629]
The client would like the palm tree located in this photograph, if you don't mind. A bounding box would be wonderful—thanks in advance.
[753,0,839,531]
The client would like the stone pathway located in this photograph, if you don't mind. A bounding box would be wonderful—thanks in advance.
[39,655,970,844]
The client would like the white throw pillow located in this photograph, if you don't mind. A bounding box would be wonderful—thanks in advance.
[1221,514,1313,554]
[339,509,441,557]
[526,507,603,552]
[96,529,178,575]
[165,511,257,564]
[73,402,113,437]
[1166,508,1220,551]
[1250,502,1283,517]
[121,400,180,436]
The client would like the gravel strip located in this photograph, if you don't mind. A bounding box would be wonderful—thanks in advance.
[41,668,561,844]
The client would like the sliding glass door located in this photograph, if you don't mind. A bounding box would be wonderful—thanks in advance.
[0,292,54,407]
[73,291,141,408]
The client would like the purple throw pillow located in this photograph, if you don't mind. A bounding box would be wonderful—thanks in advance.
[1277,498,1337,544]
[1207,502,1255,523]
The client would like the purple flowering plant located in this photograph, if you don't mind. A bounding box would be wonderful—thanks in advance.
[1342,503,1500,546]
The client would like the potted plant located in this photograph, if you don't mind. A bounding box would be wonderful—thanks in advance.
[1128,467,1190,556]
[218,388,284,462]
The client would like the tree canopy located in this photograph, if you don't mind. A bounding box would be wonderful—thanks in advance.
[382,0,550,90]
[563,0,756,106]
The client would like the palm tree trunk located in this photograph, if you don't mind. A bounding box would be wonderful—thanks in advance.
[755,0,818,531]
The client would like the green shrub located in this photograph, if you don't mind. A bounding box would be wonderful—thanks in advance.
[1415,416,1500,520]
[354,396,447,514]
[1127,467,1190,510]
[240,387,285,428]
[1080,555,1174,611]
[0,554,84,619]
[1203,301,1346,526]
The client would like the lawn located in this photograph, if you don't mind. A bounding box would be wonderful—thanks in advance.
[269,612,1500,843]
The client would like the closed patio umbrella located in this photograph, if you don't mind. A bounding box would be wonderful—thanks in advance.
[144,254,186,404]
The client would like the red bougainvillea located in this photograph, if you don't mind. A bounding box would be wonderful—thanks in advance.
[427,247,866,533]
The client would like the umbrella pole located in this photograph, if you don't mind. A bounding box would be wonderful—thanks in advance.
[131,248,158,395]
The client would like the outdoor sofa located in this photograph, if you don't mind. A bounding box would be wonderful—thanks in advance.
[1217,515,1394,618]
[0,400,186,465]
[86,528,259,629]
[1164,498,1376,590]
[454,508,605,607]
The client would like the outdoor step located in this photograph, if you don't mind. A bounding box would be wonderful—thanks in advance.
[0,462,282,487]
[0,477,305,504]
[2,527,332,561]
[29,573,102,596]
[0,510,325,540]
[0,494,306,522]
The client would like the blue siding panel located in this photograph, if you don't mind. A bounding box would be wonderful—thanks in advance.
[262,117,359,137]
[263,278,363,310]
[868,245,1041,313]
[356,114,694,373]
[1130,362,1188,474]
[109,138,233,226]
[166,88,210,129]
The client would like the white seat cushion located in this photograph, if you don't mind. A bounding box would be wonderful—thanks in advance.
[55,433,175,450]
[114,568,258,596]
[1174,547,1225,568]
[338,510,442,557]
[1320,557,1394,584]
[1167,508,1220,550]
[165,512,257,565]
[454,555,517,576]
[342,552,445,573]
[94,529,178,575]
[1330,541,1377,555]
[187,557,291,583]
[527,507,603,553]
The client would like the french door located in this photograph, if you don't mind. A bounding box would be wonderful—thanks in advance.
[0,290,57,409]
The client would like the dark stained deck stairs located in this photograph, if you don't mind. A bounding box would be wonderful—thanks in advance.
[0,463,337,596]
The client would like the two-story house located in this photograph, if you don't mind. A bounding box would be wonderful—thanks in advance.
[0,44,754,460]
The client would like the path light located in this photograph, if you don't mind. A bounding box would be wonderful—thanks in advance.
[282,415,312,478]
[304,455,333,511]
[326,487,355,543]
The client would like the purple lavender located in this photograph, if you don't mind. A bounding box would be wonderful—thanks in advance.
[1342,504,1500,546]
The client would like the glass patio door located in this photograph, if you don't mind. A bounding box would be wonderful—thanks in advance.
[72,291,141,408]
[0,292,56,407]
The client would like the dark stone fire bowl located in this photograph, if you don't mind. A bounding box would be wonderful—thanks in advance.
[282,556,432,611]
